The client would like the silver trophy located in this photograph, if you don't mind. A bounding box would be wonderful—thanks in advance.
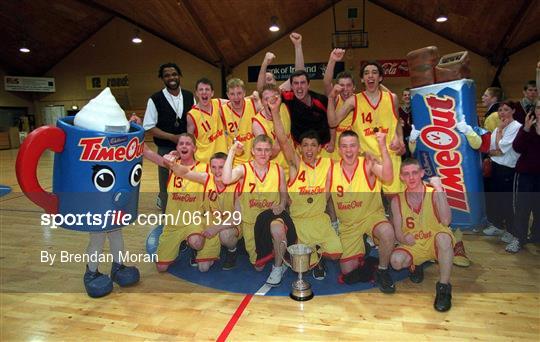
[284,244,319,301]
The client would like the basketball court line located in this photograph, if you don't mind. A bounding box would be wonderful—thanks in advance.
[216,294,253,342]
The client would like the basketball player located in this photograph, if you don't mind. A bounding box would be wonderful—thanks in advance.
[187,78,228,163]
[390,159,454,312]
[268,94,343,280]
[327,62,405,194]
[223,135,291,287]
[165,152,241,270]
[155,133,220,273]
[329,130,397,293]
[323,48,357,161]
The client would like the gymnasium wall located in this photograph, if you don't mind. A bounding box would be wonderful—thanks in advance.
[32,18,221,125]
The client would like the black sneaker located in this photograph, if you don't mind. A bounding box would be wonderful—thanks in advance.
[312,260,326,280]
[434,282,452,312]
[409,265,424,283]
[375,268,396,294]
[222,249,237,270]
[190,249,197,267]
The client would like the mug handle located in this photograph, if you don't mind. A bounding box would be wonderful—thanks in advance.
[16,126,65,214]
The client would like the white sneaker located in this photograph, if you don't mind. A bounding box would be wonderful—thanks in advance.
[500,231,515,244]
[366,236,375,247]
[505,238,520,253]
[266,265,287,287]
[483,225,504,236]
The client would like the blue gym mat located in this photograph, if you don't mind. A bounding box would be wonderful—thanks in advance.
[146,225,412,296]
[0,185,12,197]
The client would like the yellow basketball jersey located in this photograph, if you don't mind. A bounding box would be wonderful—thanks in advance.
[397,186,449,243]
[166,162,209,222]
[188,99,228,163]
[352,90,398,156]
[288,157,332,219]
[331,95,358,160]
[221,98,258,147]
[330,157,384,227]
[251,104,291,174]
[238,161,282,224]
[205,174,237,214]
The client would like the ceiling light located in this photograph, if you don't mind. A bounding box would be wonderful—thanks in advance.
[436,14,448,22]
[269,16,279,32]
[132,29,142,44]
[19,42,30,53]
[71,105,79,110]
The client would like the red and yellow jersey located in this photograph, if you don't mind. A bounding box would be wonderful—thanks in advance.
[238,161,282,224]
[251,104,291,174]
[204,174,237,214]
[188,99,228,163]
[288,157,332,219]
[166,162,209,222]
[396,186,449,242]
[221,98,258,148]
[331,94,358,160]
[352,90,398,156]
[329,157,384,227]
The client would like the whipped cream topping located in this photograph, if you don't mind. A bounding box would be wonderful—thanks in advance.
[74,87,130,133]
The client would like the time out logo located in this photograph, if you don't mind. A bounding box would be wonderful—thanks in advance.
[419,95,469,212]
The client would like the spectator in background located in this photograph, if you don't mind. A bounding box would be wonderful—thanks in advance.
[482,87,502,132]
[482,101,522,242]
[507,98,540,253]
[514,81,537,124]
[398,88,412,158]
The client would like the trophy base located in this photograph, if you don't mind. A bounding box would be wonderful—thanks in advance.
[290,290,314,301]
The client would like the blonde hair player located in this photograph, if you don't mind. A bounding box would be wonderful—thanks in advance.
[223,135,291,287]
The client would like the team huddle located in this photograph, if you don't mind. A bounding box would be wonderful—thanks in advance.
[139,34,457,312]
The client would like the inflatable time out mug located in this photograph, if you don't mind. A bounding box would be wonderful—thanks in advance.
[16,116,145,231]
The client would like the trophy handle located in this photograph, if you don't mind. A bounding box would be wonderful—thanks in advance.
[280,241,323,270]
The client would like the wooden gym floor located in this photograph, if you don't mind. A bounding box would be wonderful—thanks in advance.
[0,145,539,341]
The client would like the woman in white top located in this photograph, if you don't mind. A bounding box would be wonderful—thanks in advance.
[485,101,522,242]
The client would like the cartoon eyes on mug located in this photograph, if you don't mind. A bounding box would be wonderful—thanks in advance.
[130,163,142,187]
[92,165,115,192]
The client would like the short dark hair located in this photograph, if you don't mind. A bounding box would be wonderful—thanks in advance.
[210,152,227,162]
[360,61,384,78]
[524,80,537,91]
[403,87,411,92]
[339,130,359,144]
[299,130,321,145]
[195,77,213,91]
[400,158,421,171]
[158,63,182,78]
[290,70,310,84]
[336,71,355,85]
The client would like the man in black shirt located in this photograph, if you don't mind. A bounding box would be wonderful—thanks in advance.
[143,63,195,212]
[281,70,334,152]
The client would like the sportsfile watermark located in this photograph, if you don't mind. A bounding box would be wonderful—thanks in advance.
[40,210,242,229]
